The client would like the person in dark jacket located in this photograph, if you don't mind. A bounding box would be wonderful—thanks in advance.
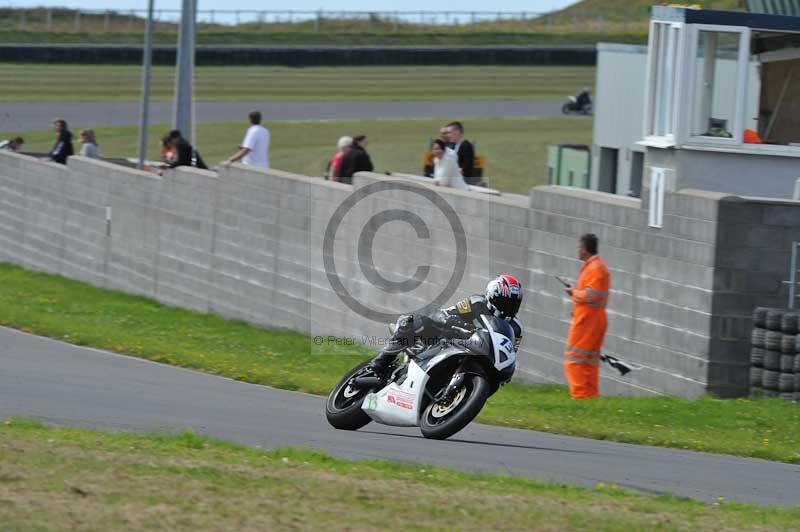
[47,118,74,165]
[445,121,478,185]
[338,134,373,184]
[159,130,207,174]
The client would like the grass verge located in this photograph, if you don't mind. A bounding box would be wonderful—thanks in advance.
[1,263,799,464]
[15,117,593,195]
[0,64,595,102]
[1,418,798,530]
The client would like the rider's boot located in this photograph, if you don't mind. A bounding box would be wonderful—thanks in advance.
[370,315,414,381]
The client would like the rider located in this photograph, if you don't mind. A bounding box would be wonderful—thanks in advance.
[370,274,524,380]
[575,87,592,111]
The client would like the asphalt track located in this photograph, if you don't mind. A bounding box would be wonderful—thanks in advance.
[0,99,564,133]
[2,325,798,508]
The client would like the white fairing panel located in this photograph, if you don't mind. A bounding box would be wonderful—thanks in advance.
[362,361,430,427]
[480,315,516,371]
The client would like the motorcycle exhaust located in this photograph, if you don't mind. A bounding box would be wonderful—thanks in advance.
[352,376,383,389]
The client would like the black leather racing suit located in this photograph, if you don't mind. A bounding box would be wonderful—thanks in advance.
[371,294,523,374]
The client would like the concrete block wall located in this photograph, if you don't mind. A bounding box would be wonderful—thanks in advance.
[3,150,796,397]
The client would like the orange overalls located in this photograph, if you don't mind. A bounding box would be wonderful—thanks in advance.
[564,255,610,399]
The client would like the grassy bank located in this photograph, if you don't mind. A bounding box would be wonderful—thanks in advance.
[1,263,799,464]
[15,117,593,195]
[0,64,595,102]
[3,419,797,530]
[0,29,648,46]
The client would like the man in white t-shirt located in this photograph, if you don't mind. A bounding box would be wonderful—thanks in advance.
[224,110,270,169]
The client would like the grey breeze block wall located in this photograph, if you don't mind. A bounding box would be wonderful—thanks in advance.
[2,151,797,397]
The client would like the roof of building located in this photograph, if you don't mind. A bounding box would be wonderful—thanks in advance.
[652,6,800,33]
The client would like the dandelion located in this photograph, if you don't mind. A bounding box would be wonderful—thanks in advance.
[596,481,606,489]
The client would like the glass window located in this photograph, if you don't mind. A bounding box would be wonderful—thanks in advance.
[645,22,683,141]
[690,31,741,138]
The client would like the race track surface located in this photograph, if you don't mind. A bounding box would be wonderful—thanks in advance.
[2,326,797,507]
[0,99,564,133]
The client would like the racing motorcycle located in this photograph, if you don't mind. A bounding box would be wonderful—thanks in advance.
[325,315,516,440]
[561,91,593,115]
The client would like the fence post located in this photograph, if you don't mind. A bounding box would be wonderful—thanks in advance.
[73,10,81,32]
[104,10,111,31]
[128,10,135,31]
[19,10,26,31]
[315,10,321,31]
[393,12,399,31]
[46,9,53,31]
[235,11,240,25]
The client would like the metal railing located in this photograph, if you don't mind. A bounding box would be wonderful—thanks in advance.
[0,8,636,33]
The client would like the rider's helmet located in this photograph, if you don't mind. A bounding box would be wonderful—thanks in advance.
[485,274,523,319]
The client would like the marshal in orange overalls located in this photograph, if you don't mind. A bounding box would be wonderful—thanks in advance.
[564,255,610,399]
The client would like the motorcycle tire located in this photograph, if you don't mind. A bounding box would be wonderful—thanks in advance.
[561,103,572,114]
[325,361,376,431]
[781,334,797,354]
[419,374,490,440]
[752,307,769,328]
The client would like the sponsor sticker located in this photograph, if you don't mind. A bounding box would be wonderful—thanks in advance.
[455,298,472,315]
[387,390,415,410]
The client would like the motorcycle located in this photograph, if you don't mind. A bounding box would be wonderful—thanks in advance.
[325,315,516,440]
[561,94,593,115]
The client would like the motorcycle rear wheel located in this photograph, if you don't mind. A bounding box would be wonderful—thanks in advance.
[419,374,490,440]
[325,361,376,431]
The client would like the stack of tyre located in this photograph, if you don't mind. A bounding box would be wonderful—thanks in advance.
[751,307,800,401]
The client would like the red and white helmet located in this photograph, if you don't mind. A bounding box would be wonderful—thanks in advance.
[486,274,523,319]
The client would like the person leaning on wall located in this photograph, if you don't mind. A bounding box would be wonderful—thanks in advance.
[43,118,73,165]
[338,134,373,185]
[78,129,100,159]
[562,233,611,399]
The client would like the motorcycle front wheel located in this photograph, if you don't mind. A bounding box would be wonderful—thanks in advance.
[419,374,490,440]
[561,103,572,114]
[325,361,376,431]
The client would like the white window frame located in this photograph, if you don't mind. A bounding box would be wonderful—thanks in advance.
[681,24,751,148]
[643,21,686,146]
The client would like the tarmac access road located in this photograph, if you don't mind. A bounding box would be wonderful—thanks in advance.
[2,325,797,508]
[0,99,566,133]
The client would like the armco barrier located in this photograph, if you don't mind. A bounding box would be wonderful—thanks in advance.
[1,150,797,397]
[0,44,597,66]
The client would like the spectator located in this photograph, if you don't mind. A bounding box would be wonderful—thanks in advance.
[445,121,478,185]
[0,136,24,152]
[326,135,352,181]
[161,134,176,166]
[159,130,207,174]
[78,129,100,159]
[224,110,270,169]
[339,134,373,184]
[46,118,74,165]
[431,139,467,190]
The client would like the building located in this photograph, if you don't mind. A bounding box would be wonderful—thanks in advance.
[592,4,800,216]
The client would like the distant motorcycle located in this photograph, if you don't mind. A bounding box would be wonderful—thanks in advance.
[325,316,516,440]
[562,91,593,115]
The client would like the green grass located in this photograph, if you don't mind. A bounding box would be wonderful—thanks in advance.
[16,117,594,195]
[0,64,595,102]
[2,419,799,530]
[1,262,799,465]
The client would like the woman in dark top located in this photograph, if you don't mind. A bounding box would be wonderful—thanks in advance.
[338,134,373,184]
[48,118,74,165]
